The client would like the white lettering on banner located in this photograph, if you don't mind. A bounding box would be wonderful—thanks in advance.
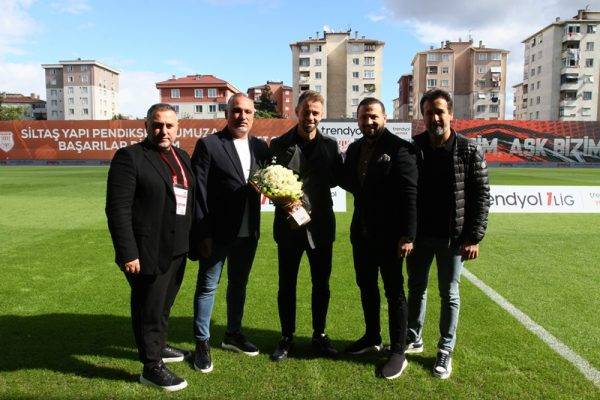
[260,187,347,212]
[475,136,600,159]
[490,185,600,213]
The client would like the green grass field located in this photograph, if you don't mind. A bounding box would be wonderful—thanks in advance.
[0,167,599,399]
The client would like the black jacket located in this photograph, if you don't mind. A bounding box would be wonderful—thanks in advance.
[189,129,270,256]
[343,129,418,245]
[413,130,490,245]
[270,127,343,247]
[105,140,195,275]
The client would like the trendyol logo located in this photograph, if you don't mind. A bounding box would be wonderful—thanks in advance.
[491,191,575,208]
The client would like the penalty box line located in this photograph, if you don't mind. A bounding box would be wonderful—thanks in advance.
[462,267,600,389]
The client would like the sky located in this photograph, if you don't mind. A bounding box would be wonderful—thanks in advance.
[0,0,597,119]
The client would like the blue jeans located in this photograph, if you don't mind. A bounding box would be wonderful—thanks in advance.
[407,237,463,351]
[193,237,257,342]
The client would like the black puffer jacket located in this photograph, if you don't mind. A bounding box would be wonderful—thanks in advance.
[413,130,490,245]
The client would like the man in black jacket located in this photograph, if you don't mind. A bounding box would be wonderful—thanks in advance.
[343,97,418,380]
[269,90,343,361]
[406,89,490,380]
[106,103,194,391]
[189,93,270,373]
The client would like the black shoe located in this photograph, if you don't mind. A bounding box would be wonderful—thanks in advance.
[161,344,191,363]
[345,335,382,355]
[271,336,293,362]
[381,353,408,380]
[222,332,259,356]
[193,340,213,373]
[312,333,339,358]
[140,361,187,391]
[433,349,453,379]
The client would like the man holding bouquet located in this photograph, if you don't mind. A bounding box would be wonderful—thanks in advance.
[269,90,344,361]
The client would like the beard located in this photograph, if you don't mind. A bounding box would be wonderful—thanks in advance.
[428,125,445,137]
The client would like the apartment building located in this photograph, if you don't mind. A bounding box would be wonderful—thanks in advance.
[156,74,240,119]
[397,74,414,121]
[42,59,119,120]
[516,8,600,121]
[411,39,509,120]
[513,83,526,120]
[1,93,46,120]
[290,30,384,118]
[247,81,294,118]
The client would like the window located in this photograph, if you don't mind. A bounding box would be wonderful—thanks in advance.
[565,25,581,35]
[81,65,88,71]
[66,66,73,72]
[364,84,375,92]
[352,112,357,118]
[537,66,542,74]
[351,98,359,106]
[208,88,217,97]
[299,44,309,53]
[50,89,57,96]
[583,91,592,100]
[49,69,56,75]
[582,107,592,116]
[538,34,543,44]
[50,79,57,85]
[427,66,438,74]
[531,68,535,76]
[427,79,437,87]
[81,97,88,105]
[491,52,501,61]
[442,66,449,74]
[299,58,310,67]
[68,98,74,105]
[352,85,359,92]
[81,87,88,93]
[315,58,322,66]
[536,96,541,104]
[536,111,540,119]
[584,75,595,83]
[441,53,450,62]
[81,75,88,83]
[537,81,540,89]
[51,110,58,117]
[364,57,375,66]
[315,45,322,52]
[478,53,488,61]
[427,53,439,61]
[67,75,74,83]
[68,87,74,94]
[490,105,499,113]
[195,89,203,98]
[531,54,535,62]
[315,72,322,79]
[83,108,89,115]
[478,79,486,87]
[51,100,58,106]
[588,25,597,33]
[352,58,360,65]
[172,105,179,113]
[350,44,361,52]
[364,70,375,79]
[477,105,486,112]
[559,107,565,117]
[208,105,216,113]
[195,105,203,113]
[586,42,594,51]
[478,66,486,74]
[171,89,180,98]
[364,43,376,52]
[441,79,449,87]
[67,108,75,115]
[314,85,322,93]
[530,98,534,105]
[352,71,359,78]
[586,58,594,67]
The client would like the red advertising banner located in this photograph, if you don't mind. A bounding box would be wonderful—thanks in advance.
[1,119,599,165]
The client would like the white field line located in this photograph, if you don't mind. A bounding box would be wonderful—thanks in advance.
[462,267,600,389]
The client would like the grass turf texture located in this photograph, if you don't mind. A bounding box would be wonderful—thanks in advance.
[0,166,599,399]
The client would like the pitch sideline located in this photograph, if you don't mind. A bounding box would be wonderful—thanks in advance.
[462,267,600,389]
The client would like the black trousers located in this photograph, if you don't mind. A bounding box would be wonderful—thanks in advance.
[352,238,407,353]
[125,254,186,367]
[277,236,333,338]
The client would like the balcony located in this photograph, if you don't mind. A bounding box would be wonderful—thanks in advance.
[562,32,582,42]
[560,73,579,90]
[560,90,578,106]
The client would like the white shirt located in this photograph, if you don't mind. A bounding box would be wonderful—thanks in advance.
[233,137,251,237]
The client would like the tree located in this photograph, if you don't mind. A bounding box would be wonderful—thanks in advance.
[0,93,25,120]
[254,85,280,119]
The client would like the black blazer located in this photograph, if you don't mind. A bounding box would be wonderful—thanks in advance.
[105,140,195,275]
[270,127,343,247]
[189,129,270,256]
[343,129,418,245]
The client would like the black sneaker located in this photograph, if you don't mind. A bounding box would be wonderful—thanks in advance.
[381,353,408,380]
[405,337,424,354]
[344,335,382,355]
[271,336,293,362]
[433,349,453,379]
[161,345,191,363]
[193,340,213,373]
[222,332,259,356]
[139,361,187,391]
[311,333,339,358]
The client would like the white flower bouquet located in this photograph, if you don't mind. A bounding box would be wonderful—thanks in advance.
[250,164,311,226]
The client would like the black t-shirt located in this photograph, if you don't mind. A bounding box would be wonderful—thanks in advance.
[418,133,455,239]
